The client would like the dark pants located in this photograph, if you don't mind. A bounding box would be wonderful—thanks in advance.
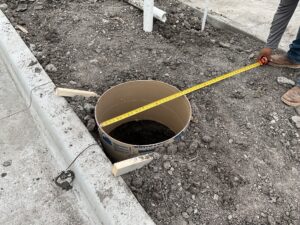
[288,27,300,64]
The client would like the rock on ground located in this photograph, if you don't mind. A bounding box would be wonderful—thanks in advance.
[45,64,57,72]
[291,116,300,128]
[277,76,295,86]
[0,3,8,10]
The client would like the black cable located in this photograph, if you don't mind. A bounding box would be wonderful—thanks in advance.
[54,143,99,190]
[66,143,99,170]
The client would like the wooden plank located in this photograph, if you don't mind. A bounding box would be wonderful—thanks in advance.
[55,87,99,97]
[112,154,154,177]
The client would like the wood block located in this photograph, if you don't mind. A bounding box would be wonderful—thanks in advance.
[55,87,99,97]
[112,154,153,177]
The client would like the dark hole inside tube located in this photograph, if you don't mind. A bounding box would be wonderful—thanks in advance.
[109,120,175,145]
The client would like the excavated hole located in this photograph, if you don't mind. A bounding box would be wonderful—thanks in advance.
[109,120,175,145]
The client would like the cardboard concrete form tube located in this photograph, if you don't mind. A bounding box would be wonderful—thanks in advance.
[125,0,167,23]
[95,80,192,162]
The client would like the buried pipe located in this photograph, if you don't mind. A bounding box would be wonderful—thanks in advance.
[125,0,167,23]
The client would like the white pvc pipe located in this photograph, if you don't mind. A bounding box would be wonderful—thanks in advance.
[201,0,209,31]
[143,0,154,32]
[125,0,167,23]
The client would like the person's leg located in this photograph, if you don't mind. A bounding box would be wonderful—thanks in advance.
[281,42,300,107]
[270,27,300,68]
[287,27,300,63]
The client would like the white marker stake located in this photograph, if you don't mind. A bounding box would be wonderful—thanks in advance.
[143,0,154,32]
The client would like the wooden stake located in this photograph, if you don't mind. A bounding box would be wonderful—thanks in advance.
[55,87,99,98]
[112,154,154,177]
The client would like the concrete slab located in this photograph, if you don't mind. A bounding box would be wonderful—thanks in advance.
[0,58,98,224]
[183,0,300,50]
[0,59,26,118]
[0,112,96,225]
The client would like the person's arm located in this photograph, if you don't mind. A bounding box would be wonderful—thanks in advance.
[258,0,299,61]
[266,0,299,49]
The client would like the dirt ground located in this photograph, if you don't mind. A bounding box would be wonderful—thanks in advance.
[2,0,300,224]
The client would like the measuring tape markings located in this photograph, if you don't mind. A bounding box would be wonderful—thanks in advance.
[100,61,263,128]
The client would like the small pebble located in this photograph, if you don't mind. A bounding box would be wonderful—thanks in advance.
[151,153,159,160]
[182,212,189,219]
[29,44,36,51]
[167,144,178,154]
[219,42,231,48]
[0,3,8,10]
[291,139,298,146]
[229,139,233,144]
[261,212,266,217]
[16,3,28,12]
[152,192,163,201]
[188,186,199,194]
[177,142,185,151]
[186,207,193,214]
[45,64,57,72]
[213,194,219,200]
[277,76,295,86]
[84,103,95,113]
[291,116,300,129]
[86,119,96,131]
[131,178,143,188]
[163,161,171,170]
[202,135,212,143]
[152,166,159,172]
[189,140,199,150]
[246,123,252,129]
[2,160,12,167]
[228,215,233,220]
[69,80,77,85]
[84,115,92,121]
[34,5,44,10]
[267,215,276,225]
[248,53,255,59]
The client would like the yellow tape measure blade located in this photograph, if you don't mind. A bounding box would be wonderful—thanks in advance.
[100,62,262,128]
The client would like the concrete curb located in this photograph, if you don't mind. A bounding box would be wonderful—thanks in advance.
[0,10,155,225]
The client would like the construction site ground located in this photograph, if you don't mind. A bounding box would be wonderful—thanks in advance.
[1,0,300,225]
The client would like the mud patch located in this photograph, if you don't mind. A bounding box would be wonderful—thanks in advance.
[109,120,175,145]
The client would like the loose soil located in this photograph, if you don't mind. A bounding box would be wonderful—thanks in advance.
[2,0,300,224]
[110,120,175,145]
